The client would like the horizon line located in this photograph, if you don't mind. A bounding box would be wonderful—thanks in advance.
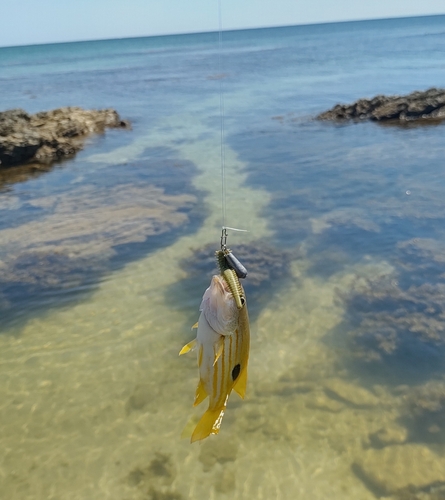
[1,12,444,50]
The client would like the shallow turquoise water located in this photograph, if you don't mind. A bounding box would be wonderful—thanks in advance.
[1,16,445,500]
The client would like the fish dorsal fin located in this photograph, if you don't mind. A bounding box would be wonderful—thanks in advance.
[213,337,224,366]
[233,366,248,399]
[179,338,197,356]
[193,379,208,407]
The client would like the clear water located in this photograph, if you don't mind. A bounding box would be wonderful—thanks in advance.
[1,15,445,500]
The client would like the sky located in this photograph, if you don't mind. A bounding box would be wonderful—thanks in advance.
[1,0,444,47]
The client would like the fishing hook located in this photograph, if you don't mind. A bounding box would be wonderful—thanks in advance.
[219,226,248,279]
[220,226,228,252]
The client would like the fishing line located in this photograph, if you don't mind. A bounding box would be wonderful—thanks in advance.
[217,0,248,253]
[217,0,227,229]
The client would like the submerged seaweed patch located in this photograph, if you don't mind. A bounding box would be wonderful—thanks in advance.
[0,149,205,330]
[327,238,445,386]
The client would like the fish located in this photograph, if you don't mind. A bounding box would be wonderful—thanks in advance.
[180,255,250,442]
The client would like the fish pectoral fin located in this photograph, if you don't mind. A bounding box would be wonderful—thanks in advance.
[233,366,248,399]
[191,321,198,330]
[213,337,224,366]
[191,406,226,443]
[193,379,208,407]
[179,338,197,356]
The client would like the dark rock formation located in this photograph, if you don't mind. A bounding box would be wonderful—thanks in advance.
[317,88,445,123]
[0,107,129,168]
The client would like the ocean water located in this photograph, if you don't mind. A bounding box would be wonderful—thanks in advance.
[1,14,445,499]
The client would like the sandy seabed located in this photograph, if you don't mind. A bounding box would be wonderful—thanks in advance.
[0,110,444,500]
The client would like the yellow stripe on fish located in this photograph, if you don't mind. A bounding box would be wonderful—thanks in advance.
[179,273,250,442]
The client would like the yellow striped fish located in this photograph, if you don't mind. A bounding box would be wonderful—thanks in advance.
[180,264,250,442]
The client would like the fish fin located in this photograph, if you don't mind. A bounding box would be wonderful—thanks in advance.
[193,379,208,407]
[213,337,224,366]
[181,415,200,439]
[179,338,197,356]
[191,406,225,443]
[233,367,248,399]
[191,322,198,330]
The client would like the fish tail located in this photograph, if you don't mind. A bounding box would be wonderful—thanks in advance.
[191,406,225,443]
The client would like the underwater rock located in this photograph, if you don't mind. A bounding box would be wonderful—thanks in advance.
[368,423,408,448]
[354,444,445,495]
[0,107,129,168]
[403,381,445,444]
[317,88,445,123]
[324,378,380,408]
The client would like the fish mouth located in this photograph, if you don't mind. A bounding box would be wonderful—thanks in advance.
[211,275,229,294]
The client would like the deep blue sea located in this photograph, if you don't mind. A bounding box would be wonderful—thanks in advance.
[1,15,445,500]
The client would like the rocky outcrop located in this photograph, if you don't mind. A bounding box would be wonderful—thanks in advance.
[0,107,129,168]
[317,88,445,123]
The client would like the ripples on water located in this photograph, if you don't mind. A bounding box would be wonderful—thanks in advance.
[1,15,445,500]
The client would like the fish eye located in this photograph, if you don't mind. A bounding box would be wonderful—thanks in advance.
[240,296,245,305]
